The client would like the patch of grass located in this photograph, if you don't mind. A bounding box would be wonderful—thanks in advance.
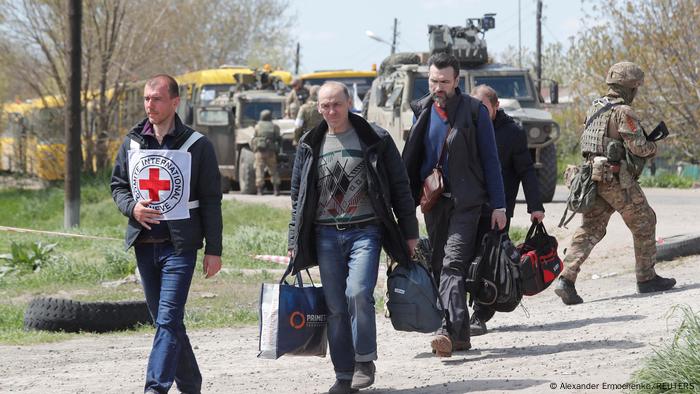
[631,305,700,393]
[508,226,528,245]
[0,177,293,344]
[639,173,694,189]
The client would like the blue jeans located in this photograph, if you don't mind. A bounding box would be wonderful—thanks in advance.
[135,242,201,394]
[315,224,383,380]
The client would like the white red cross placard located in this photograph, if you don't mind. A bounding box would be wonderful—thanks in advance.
[128,149,192,220]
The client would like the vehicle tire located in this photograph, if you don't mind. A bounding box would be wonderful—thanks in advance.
[24,297,152,333]
[656,234,700,262]
[221,176,232,194]
[537,143,557,203]
[238,147,256,195]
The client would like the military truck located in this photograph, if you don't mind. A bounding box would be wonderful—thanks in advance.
[365,15,560,202]
[176,67,296,194]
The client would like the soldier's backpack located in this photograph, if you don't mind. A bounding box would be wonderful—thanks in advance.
[517,222,563,296]
[558,162,597,227]
[466,231,523,313]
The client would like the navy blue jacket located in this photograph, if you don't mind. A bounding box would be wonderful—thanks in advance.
[493,109,544,217]
[403,90,505,210]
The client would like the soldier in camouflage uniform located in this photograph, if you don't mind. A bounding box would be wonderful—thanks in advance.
[252,109,281,195]
[294,85,324,145]
[285,79,309,119]
[555,62,676,305]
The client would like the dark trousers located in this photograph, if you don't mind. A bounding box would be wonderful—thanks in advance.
[425,196,481,343]
[135,242,201,394]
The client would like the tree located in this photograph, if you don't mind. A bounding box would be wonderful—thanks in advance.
[164,0,295,73]
[1,0,297,174]
[567,0,700,162]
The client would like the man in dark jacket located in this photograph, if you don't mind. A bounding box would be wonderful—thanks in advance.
[287,81,418,394]
[402,53,507,358]
[470,84,545,335]
[111,74,223,394]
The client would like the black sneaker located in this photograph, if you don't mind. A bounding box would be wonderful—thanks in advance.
[554,277,584,305]
[351,361,376,390]
[638,275,676,293]
[328,379,358,394]
[470,315,487,336]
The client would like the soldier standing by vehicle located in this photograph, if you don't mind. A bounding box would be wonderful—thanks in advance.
[286,78,309,119]
[555,62,676,305]
[294,85,324,145]
[252,109,281,195]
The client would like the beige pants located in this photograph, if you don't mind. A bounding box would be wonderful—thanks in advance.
[254,150,279,188]
[561,177,657,283]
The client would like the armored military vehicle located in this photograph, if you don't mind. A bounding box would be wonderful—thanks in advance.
[177,68,296,194]
[366,14,560,202]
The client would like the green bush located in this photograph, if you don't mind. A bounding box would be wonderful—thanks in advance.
[639,173,694,189]
[631,305,700,393]
[0,241,60,277]
[103,247,136,277]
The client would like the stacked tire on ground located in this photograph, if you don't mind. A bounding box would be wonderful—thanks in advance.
[24,297,152,333]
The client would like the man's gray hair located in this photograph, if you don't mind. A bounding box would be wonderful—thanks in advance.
[319,81,350,100]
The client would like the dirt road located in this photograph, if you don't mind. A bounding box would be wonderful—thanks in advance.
[1,187,699,393]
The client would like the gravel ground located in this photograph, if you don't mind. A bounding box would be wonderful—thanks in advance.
[2,186,699,393]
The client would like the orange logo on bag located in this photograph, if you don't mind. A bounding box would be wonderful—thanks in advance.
[289,311,306,329]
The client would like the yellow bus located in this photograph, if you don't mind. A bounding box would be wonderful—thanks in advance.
[299,69,377,100]
[0,65,294,184]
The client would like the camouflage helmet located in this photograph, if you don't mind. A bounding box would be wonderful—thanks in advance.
[605,62,644,88]
[309,85,320,101]
[260,109,272,121]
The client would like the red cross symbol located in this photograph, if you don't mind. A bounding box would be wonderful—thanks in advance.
[139,168,170,201]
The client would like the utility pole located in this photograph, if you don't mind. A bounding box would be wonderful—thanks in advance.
[294,42,300,75]
[518,0,522,68]
[65,0,82,228]
[391,18,398,54]
[536,0,543,95]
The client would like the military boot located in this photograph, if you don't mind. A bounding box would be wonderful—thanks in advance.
[554,277,584,305]
[470,315,487,337]
[257,187,263,196]
[637,275,676,293]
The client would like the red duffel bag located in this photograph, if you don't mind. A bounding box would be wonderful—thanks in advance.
[517,222,563,296]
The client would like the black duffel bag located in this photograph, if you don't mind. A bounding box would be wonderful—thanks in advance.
[466,230,523,312]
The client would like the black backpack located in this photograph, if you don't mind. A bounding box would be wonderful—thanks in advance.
[466,231,523,312]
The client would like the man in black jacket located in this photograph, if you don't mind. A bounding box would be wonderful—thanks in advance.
[111,74,222,394]
[470,84,545,335]
[287,81,418,394]
[402,53,507,358]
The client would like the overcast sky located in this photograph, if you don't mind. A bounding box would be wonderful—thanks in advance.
[291,0,593,74]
